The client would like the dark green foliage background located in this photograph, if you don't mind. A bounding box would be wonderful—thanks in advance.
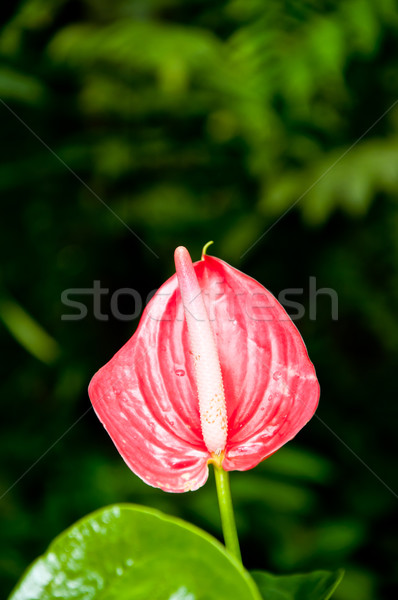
[1,0,397,598]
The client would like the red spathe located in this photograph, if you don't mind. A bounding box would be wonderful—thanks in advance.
[88,254,319,493]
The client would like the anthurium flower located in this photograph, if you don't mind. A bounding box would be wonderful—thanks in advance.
[89,246,319,493]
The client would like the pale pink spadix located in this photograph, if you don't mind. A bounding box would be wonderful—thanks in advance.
[174,246,228,455]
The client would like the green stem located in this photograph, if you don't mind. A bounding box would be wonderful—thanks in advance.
[213,464,242,563]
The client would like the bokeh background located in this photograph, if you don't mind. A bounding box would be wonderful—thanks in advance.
[1,0,398,598]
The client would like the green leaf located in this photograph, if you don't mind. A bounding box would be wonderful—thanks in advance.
[9,504,261,600]
[0,295,60,365]
[0,67,46,104]
[251,569,344,600]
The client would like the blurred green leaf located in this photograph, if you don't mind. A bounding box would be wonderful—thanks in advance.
[0,295,60,364]
[0,68,46,103]
[231,475,316,515]
[261,447,334,484]
[262,137,398,225]
[48,20,224,82]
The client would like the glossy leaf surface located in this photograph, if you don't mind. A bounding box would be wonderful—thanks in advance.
[251,569,344,600]
[9,504,261,600]
[89,254,319,491]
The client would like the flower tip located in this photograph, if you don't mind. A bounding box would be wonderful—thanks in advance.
[201,240,214,260]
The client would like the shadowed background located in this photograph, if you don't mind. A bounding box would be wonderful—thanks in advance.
[1,1,398,598]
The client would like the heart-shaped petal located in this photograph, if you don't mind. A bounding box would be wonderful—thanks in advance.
[89,250,319,492]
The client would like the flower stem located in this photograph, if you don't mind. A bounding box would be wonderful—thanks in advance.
[213,464,242,563]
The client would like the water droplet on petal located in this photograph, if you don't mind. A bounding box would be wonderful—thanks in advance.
[273,371,282,381]
[175,369,185,377]
[260,425,278,439]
